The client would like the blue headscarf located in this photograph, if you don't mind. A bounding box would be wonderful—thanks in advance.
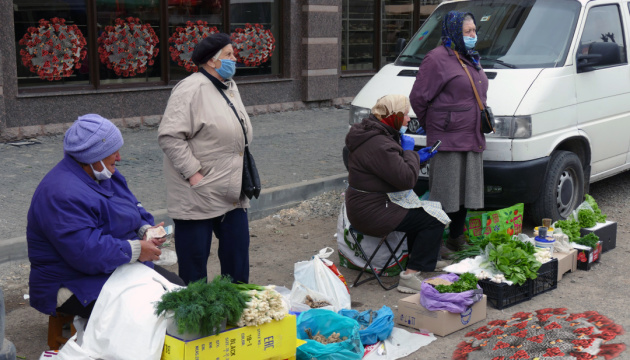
[441,11,481,69]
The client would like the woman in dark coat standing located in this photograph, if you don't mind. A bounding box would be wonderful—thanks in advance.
[345,94,450,293]
[410,11,489,254]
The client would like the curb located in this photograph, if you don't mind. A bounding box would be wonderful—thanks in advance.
[0,173,348,265]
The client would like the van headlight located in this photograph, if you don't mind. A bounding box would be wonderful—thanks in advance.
[349,105,371,125]
[488,116,532,139]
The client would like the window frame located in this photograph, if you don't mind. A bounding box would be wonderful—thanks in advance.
[341,0,439,75]
[15,0,284,94]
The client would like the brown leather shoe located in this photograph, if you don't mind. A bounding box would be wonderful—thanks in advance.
[446,234,468,252]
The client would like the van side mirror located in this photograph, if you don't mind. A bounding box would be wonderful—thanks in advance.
[576,54,602,72]
[395,38,407,56]
[577,42,621,73]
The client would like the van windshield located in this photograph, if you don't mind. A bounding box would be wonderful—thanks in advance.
[396,0,581,69]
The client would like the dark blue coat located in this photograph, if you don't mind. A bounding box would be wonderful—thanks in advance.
[27,153,154,315]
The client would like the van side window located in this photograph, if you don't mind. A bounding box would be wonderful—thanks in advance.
[578,5,627,67]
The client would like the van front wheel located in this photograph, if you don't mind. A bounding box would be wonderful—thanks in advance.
[531,151,584,223]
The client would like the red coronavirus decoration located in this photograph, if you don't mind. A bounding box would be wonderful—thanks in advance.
[19,18,87,81]
[169,21,219,72]
[231,23,275,67]
[98,17,159,77]
[453,308,626,360]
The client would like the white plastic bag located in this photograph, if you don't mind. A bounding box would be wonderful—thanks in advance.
[288,281,335,313]
[292,247,351,312]
[336,203,408,276]
[153,248,178,266]
[57,263,182,360]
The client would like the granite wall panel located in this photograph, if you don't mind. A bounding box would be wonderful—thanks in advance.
[304,11,340,38]
[304,44,338,69]
[303,74,338,101]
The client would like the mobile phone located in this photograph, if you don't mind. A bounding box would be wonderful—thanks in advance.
[430,140,442,153]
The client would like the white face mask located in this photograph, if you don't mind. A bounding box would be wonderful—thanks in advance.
[90,160,113,180]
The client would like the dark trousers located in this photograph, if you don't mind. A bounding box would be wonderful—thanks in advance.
[394,208,445,272]
[447,206,468,239]
[56,265,184,318]
[174,208,250,285]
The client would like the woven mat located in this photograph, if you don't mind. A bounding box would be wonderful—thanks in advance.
[453,308,626,359]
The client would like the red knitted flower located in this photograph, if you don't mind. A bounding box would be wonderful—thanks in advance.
[231,23,275,67]
[169,21,219,72]
[18,18,87,81]
[98,17,159,77]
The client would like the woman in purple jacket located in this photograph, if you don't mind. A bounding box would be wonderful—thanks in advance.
[410,11,489,255]
[26,114,184,318]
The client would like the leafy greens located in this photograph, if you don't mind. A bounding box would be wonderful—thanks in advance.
[434,272,479,293]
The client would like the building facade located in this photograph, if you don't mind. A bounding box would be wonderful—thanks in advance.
[0,0,440,139]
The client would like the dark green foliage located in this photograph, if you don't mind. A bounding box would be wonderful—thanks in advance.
[555,219,581,242]
[449,232,539,286]
[585,194,607,223]
[487,242,540,286]
[573,232,599,249]
[577,209,597,228]
[434,272,479,293]
[450,232,532,262]
[155,276,249,336]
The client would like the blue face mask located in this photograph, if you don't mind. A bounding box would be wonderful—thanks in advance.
[216,59,236,79]
[399,125,408,135]
[463,36,477,50]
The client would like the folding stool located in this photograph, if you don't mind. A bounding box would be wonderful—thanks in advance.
[348,225,407,290]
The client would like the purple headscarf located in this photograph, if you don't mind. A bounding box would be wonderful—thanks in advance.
[441,11,481,69]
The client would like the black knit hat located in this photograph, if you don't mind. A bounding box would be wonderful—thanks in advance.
[191,33,232,66]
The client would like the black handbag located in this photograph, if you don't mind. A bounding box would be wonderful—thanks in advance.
[454,51,495,134]
[219,90,261,199]
[480,106,495,134]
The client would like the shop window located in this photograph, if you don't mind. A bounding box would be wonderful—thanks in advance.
[13,0,282,90]
[342,0,375,71]
[381,0,413,65]
[14,0,90,87]
[228,0,280,77]
[341,0,442,73]
[96,0,162,84]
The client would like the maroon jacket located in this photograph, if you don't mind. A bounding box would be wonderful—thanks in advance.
[410,45,488,152]
[345,115,421,237]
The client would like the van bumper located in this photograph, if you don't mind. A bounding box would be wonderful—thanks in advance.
[414,157,550,208]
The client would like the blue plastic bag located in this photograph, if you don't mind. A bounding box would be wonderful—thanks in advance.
[338,306,394,346]
[296,309,364,360]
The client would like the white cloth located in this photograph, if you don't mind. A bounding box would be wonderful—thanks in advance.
[386,190,451,225]
[57,263,182,360]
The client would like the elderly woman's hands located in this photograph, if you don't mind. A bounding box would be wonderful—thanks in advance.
[139,240,163,262]
[418,146,438,163]
[401,134,415,151]
[188,172,203,186]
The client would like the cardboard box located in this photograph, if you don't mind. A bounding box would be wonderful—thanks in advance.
[554,249,577,281]
[580,220,617,253]
[574,241,602,271]
[396,294,487,336]
[161,315,297,360]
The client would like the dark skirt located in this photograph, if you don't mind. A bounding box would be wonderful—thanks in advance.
[428,151,484,213]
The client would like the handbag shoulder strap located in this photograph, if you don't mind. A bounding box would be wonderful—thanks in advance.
[218,88,249,146]
[454,51,485,111]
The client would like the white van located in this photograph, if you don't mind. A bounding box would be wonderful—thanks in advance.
[349,0,630,222]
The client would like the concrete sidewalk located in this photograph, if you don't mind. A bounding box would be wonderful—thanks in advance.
[0,107,350,264]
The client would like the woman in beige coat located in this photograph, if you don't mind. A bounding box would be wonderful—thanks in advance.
[158,33,253,284]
